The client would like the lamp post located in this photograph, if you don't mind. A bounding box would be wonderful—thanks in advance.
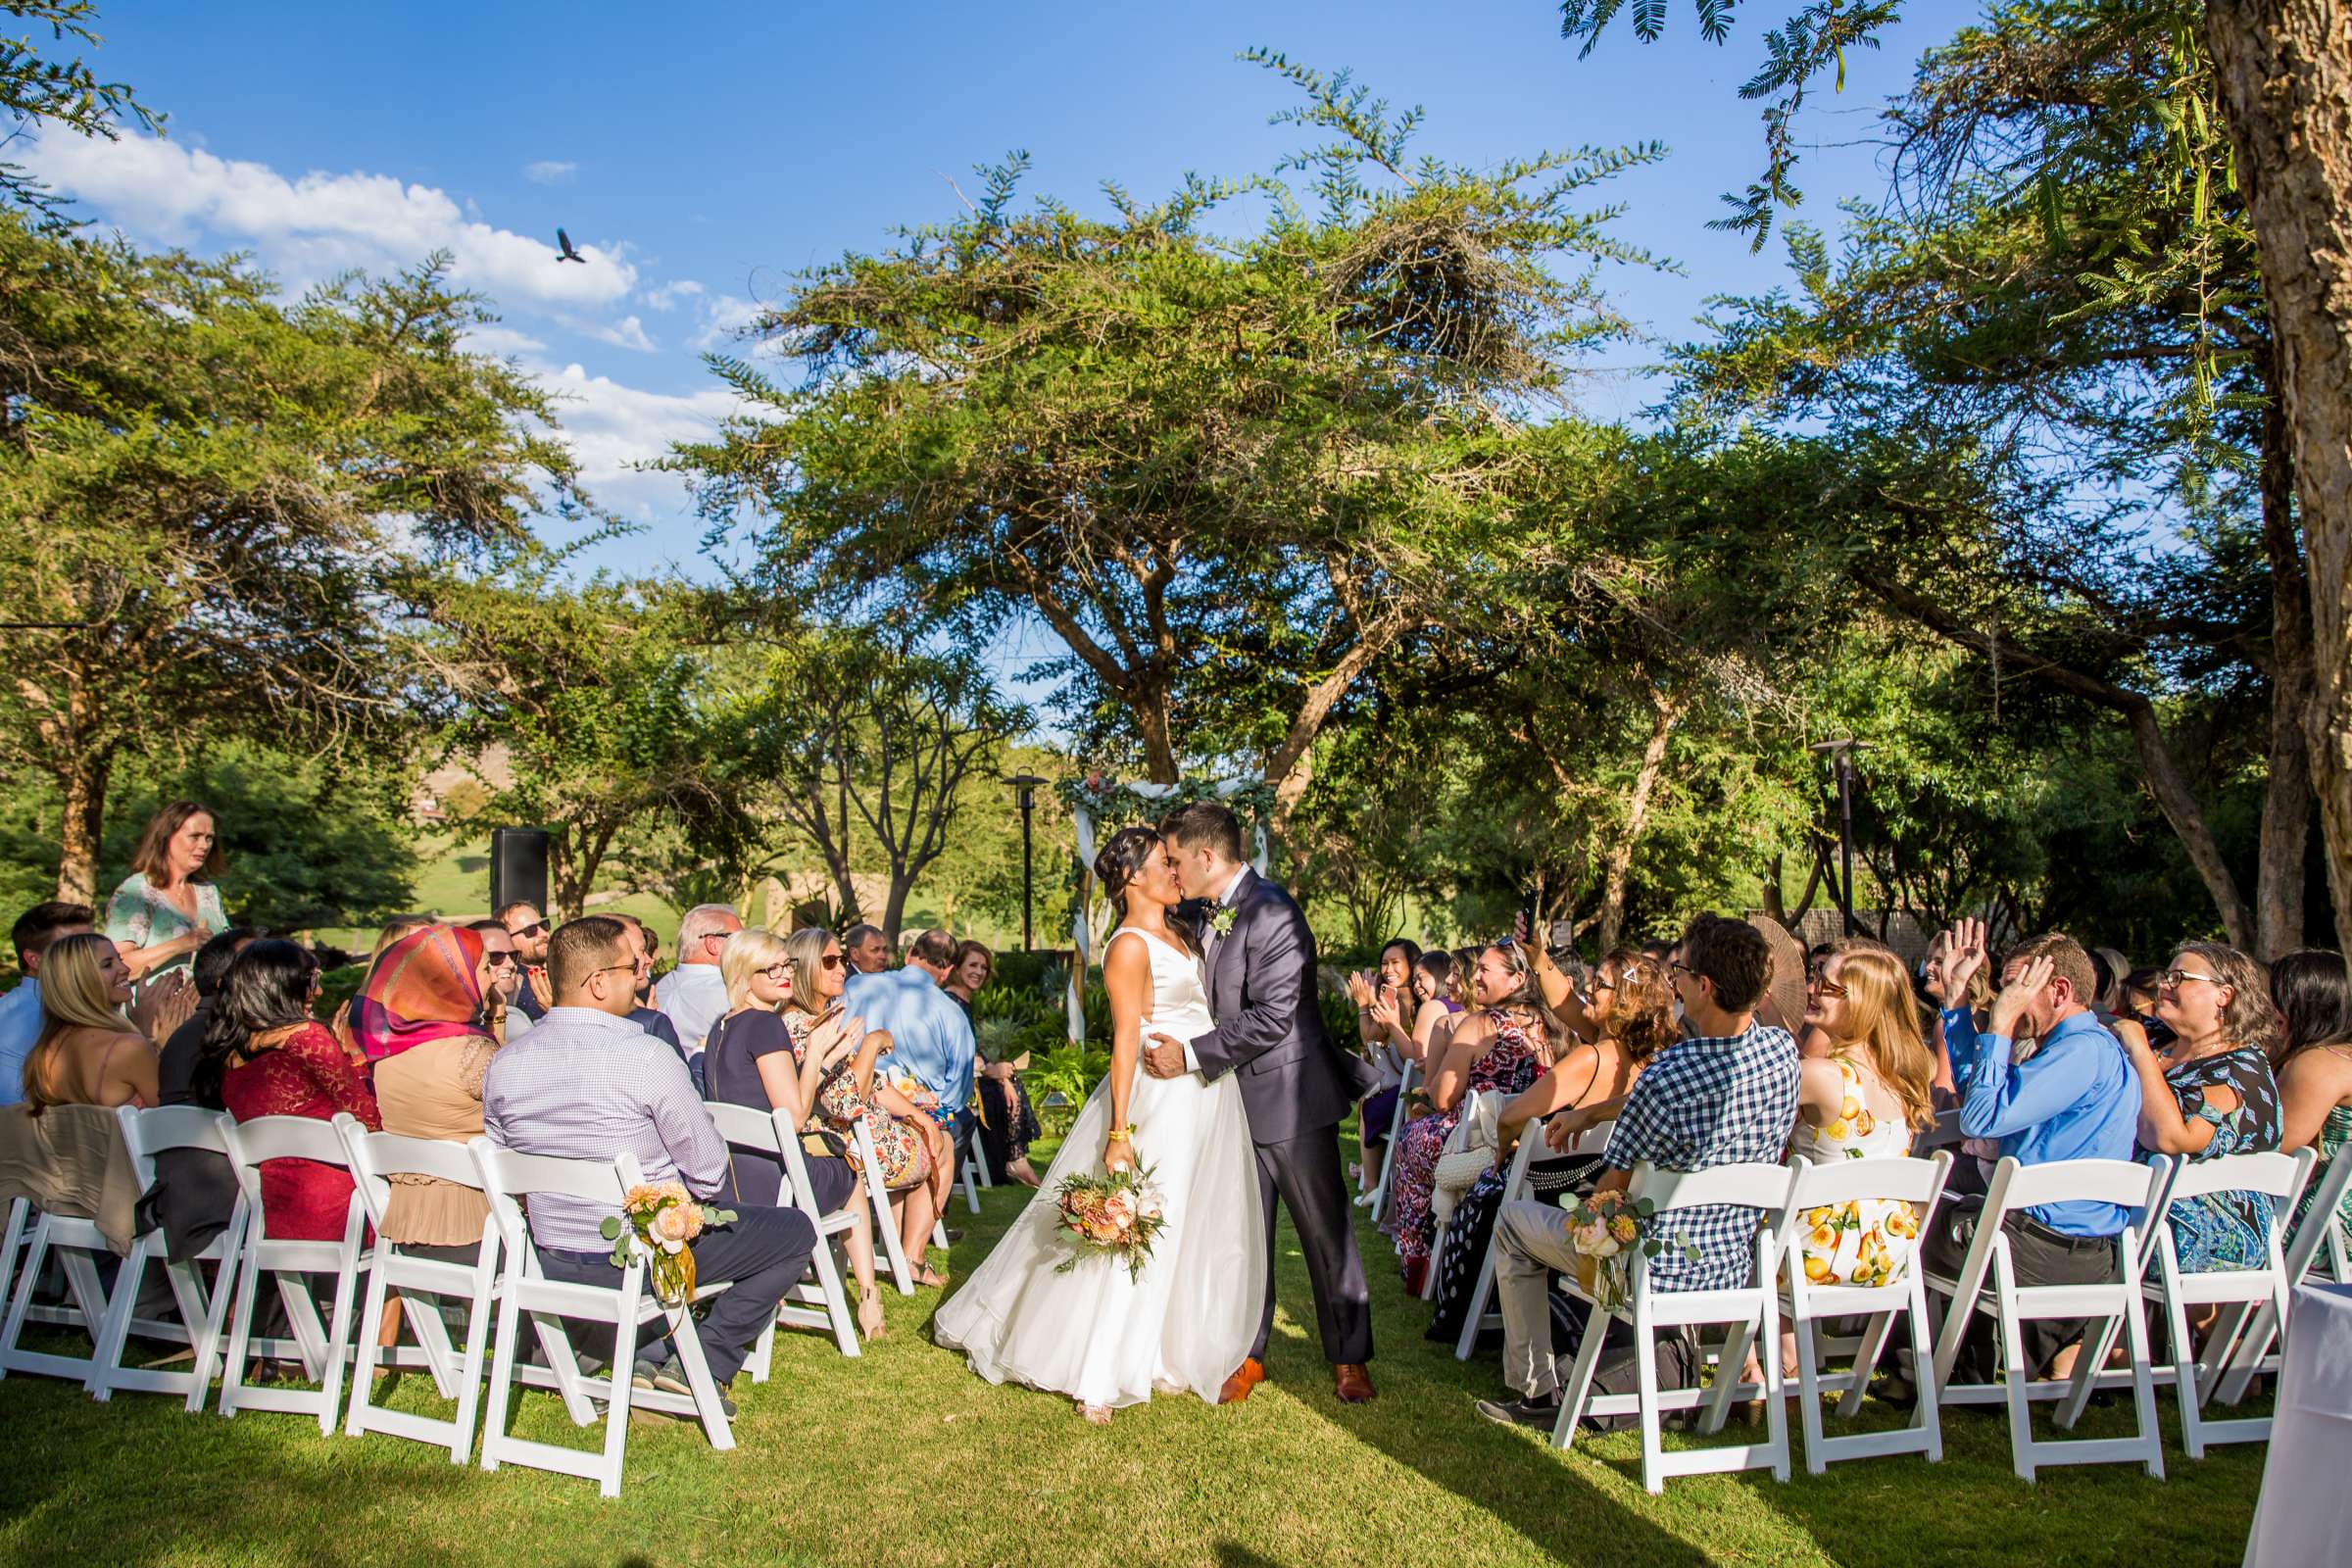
[1808,739,1870,937]
[1008,774,1048,952]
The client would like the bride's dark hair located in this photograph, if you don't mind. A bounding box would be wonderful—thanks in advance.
[1094,826,1165,914]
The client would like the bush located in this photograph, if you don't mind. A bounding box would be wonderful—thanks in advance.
[1025,1041,1110,1137]
[988,949,1065,998]
[314,962,368,1024]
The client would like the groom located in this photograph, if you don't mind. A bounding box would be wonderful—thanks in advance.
[1144,802,1381,1405]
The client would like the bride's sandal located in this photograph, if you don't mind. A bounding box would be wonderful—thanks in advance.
[1077,1401,1113,1426]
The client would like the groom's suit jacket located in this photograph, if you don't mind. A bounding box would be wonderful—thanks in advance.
[1190,869,1381,1145]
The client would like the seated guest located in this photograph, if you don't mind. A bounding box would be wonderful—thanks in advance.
[2274,951,2352,1244]
[1920,927,2138,1381]
[465,919,524,1044]
[330,914,437,1054]
[158,929,258,1102]
[22,932,185,1112]
[1388,941,1550,1295]
[1352,941,1437,1200]
[1428,947,1670,1345]
[793,927,950,1285]
[141,928,257,1262]
[608,913,685,1059]
[1,902,97,1109]
[482,916,817,1406]
[705,926,887,1340]
[952,940,1041,1188]
[197,940,380,1241]
[105,801,229,992]
[659,903,743,1064]
[496,903,555,1025]
[844,927,969,1257]
[367,925,505,1261]
[1479,914,1800,1428]
[2123,944,2282,1276]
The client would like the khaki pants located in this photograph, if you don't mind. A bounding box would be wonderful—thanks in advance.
[1495,1198,1584,1399]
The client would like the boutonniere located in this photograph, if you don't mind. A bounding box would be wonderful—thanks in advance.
[1210,906,1240,938]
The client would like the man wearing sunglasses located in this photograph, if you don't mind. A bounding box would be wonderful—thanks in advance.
[1921,921,2138,1386]
[659,904,743,1070]
[497,902,556,1025]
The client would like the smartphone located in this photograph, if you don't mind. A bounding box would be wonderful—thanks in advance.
[1519,885,1540,945]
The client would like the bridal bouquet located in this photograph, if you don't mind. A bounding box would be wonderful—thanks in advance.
[1052,1167,1167,1283]
[603,1181,736,1306]
[1558,1189,1696,1313]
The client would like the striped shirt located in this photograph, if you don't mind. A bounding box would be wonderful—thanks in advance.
[481,1005,728,1251]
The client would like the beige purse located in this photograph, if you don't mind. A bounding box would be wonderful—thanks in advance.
[1430,1092,1501,1225]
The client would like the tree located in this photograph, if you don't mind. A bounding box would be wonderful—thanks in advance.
[420,574,759,921]
[1555,0,2352,949]
[0,218,572,904]
[670,55,1663,819]
[732,627,1029,943]
[1,2,160,222]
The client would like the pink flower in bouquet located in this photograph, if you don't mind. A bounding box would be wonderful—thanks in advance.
[654,1204,700,1245]
[1104,1191,1137,1228]
[1087,1219,1121,1244]
[622,1184,666,1211]
[1571,1219,1620,1258]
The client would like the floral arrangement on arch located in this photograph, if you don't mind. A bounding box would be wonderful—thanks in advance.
[603,1181,736,1306]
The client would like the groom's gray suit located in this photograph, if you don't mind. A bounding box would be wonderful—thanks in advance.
[1188,867,1379,1366]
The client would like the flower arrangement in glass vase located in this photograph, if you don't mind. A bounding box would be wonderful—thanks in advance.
[603,1181,736,1306]
[1559,1188,1698,1313]
[1052,1166,1167,1282]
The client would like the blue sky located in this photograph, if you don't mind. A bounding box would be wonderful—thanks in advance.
[30,0,1982,694]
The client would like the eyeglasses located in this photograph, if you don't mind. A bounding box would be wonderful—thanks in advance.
[509,921,549,940]
[759,962,794,983]
[819,954,844,970]
[585,961,636,982]
[2157,968,2227,991]
[482,952,519,969]
[1808,975,1848,999]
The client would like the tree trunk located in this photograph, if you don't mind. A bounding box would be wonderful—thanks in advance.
[1761,855,1788,924]
[1593,689,1683,954]
[1134,684,1180,784]
[2206,0,2352,949]
[2257,364,2316,956]
[55,746,112,907]
[881,867,912,947]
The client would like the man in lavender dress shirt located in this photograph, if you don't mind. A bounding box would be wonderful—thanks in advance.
[483,915,815,1398]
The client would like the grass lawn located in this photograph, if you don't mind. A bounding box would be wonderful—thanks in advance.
[0,1135,2265,1568]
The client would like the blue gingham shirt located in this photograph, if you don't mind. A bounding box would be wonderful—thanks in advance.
[481,1006,728,1252]
[1603,1021,1800,1292]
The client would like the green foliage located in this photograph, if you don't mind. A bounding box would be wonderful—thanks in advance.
[0,2,161,223]
[1023,1042,1110,1137]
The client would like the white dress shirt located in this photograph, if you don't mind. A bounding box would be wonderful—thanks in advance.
[658,961,731,1059]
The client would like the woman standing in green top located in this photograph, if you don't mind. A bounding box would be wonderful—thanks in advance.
[105,802,229,993]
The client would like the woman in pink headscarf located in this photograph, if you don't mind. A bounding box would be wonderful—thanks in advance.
[357,926,505,1257]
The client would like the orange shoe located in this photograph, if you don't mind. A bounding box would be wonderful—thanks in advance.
[1218,1357,1266,1405]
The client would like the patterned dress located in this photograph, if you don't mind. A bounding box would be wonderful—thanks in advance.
[1789,1055,1921,1289]
[105,873,228,996]
[783,1006,931,1192]
[220,1022,380,1241]
[2153,1044,2282,1272]
[1389,1011,1543,1267]
[2293,1101,2352,1252]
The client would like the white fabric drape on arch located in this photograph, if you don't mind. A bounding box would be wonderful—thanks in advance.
[1065,780,1270,1044]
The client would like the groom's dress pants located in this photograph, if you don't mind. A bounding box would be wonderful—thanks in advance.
[1252,1126,1374,1365]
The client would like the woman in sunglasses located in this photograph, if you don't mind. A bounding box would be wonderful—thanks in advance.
[2126,943,2284,1277]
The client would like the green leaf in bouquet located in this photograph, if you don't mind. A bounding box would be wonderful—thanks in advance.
[599,1216,622,1240]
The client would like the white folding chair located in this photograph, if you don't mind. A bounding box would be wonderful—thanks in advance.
[470,1139,734,1497]
[857,1119,915,1296]
[87,1105,252,1409]
[1923,1154,2175,1482]
[1775,1151,1954,1473]
[0,1102,158,1391]
[2212,1140,2352,1406]
[2143,1147,2314,1456]
[336,1116,506,1461]
[216,1114,368,1434]
[1454,1118,1615,1360]
[1367,1062,1418,1227]
[705,1102,860,1359]
[1550,1160,1799,1494]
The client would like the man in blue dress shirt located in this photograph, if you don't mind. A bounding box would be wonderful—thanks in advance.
[1922,926,2138,1381]
[843,927,977,1172]
[0,903,95,1108]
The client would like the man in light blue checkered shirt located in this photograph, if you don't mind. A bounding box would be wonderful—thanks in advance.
[1480,915,1799,1429]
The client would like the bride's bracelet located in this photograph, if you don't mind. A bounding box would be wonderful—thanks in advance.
[1105,1126,1135,1144]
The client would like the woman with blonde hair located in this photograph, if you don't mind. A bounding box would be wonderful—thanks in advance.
[701,925,889,1338]
[22,933,178,1112]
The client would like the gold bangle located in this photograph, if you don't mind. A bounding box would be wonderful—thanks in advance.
[1105,1126,1134,1143]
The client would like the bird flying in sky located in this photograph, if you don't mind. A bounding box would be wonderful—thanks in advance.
[555,227,586,264]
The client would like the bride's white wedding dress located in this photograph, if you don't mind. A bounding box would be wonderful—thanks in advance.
[934,925,1265,1409]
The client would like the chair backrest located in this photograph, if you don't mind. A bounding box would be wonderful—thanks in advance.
[1560,1118,1616,1158]
[222,1113,356,1204]
[1994,1154,2173,1216]
[335,1114,484,1228]
[1915,1106,1966,1152]
[1631,1159,1795,1215]
[2164,1147,2315,1206]
[116,1104,233,1181]
[1784,1150,1953,1211]
[706,1101,781,1153]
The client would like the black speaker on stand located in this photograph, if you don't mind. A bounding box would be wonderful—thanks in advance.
[489,827,550,916]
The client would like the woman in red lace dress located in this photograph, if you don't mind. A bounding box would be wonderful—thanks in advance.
[197,939,381,1240]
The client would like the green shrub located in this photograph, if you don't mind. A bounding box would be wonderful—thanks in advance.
[1025,1041,1110,1137]
[314,962,368,1023]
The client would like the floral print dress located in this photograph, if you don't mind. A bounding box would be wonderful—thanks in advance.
[1789,1055,1920,1289]
[784,1007,931,1192]
[1388,1011,1542,1267]
[2155,1044,2281,1272]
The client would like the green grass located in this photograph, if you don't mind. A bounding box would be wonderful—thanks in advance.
[0,1142,2265,1568]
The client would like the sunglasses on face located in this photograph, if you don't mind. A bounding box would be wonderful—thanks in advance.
[483,952,519,968]
[510,921,549,940]
[1808,975,1848,999]
[819,954,844,970]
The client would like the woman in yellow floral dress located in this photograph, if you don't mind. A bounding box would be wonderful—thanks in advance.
[1788,941,1939,1298]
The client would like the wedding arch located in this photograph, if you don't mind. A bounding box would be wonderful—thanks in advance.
[1056,775,1274,1045]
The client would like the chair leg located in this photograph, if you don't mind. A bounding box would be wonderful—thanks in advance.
[0,1212,49,1380]
[1841,1310,1895,1421]
[2165,1282,2204,1459]
[1550,1305,1611,1454]
[219,1241,265,1419]
[315,1244,360,1436]
[478,1286,523,1474]
[180,1250,238,1413]
[1761,1292,1790,1484]
[870,1168,913,1296]
[601,1299,645,1499]
[1455,1243,1497,1362]
[1997,1303,2037,1483]
[2057,1314,2122,1432]
[449,1262,497,1465]
[1633,1317,1667,1495]
[345,1256,394,1437]
[85,1237,148,1399]
[1793,1311,1828,1476]
[1700,1320,1753,1435]
[2121,1294,2165,1480]
[809,1235,858,1357]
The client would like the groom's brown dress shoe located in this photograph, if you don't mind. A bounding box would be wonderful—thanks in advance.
[1334,1364,1376,1404]
[1219,1357,1265,1405]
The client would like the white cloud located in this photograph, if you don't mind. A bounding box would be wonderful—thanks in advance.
[538,362,745,521]
[459,323,548,359]
[522,160,577,186]
[24,131,639,311]
[644,278,705,312]
[583,314,656,353]
[692,293,768,351]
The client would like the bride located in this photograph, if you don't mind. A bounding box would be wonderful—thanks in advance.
[933,825,1265,1422]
